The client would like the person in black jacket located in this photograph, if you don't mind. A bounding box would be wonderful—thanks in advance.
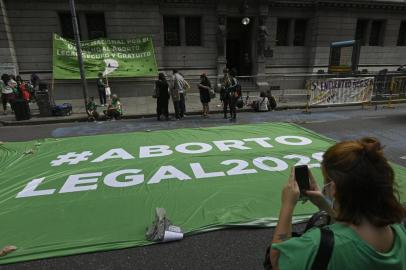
[220,68,232,119]
[228,69,240,121]
[198,73,212,118]
[155,73,170,121]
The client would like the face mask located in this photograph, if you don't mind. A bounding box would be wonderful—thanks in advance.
[322,182,334,208]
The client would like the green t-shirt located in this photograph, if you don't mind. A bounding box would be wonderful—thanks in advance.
[111,99,122,114]
[272,223,406,270]
[86,101,97,111]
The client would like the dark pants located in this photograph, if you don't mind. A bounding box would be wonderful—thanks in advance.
[173,100,181,119]
[222,98,229,117]
[106,109,121,120]
[98,89,106,105]
[229,96,237,119]
[1,94,8,111]
[1,93,15,111]
[179,93,186,117]
[157,97,169,119]
[88,110,99,121]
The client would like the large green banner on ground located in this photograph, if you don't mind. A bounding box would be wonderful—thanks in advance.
[0,123,405,264]
[52,33,158,79]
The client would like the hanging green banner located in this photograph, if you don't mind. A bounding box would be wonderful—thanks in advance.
[52,33,158,79]
[0,123,405,264]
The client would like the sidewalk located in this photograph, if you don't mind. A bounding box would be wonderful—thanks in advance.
[0,92,306,126]
[0,92,403,126]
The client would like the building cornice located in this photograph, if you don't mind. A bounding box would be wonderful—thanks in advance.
[269,0,406,10]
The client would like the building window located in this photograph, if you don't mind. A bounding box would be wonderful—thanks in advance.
[59,12,79,40]
[185,17,201,46]
[397,21,406,46]
[369,20,385,46]
[86,13,106,39]
[164,16,180,46]
[276,19,289,46]
[355,19,385,46]
[294,19,307,46]
[355,19,368,45]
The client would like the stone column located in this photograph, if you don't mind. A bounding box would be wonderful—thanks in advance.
[0,0,18,75]
[216,15,227,90]
[255,2,269,92]
[307,10,328,73]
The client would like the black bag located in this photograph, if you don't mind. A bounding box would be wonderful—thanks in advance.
[236,98,244,109]
[52,103,72,116]
[13,99,31,121]
[263,211,333,270]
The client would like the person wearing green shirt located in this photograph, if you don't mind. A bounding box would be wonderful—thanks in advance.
[105,94,122,120]
[269,137,406,270]
[86,97,99,121]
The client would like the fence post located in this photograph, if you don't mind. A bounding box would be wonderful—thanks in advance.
[384,77,396,109]
[303,80,311,114]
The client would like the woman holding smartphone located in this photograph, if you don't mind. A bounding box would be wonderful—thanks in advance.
[269,137,406,270]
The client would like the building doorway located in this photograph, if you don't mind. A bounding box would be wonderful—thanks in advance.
[226,17,253,76]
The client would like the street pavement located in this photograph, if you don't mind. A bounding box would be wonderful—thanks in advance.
[0,104,406,270]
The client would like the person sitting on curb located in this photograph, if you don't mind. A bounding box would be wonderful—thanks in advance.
[268,137,406,270]
[253,91,269,112]
[104,94,122,120]
[86,97,99,121]
[0,245,17,257]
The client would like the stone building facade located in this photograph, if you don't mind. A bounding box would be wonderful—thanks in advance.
[1,0,406,99]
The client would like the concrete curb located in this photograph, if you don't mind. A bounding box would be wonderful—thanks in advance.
[1,99,405,126]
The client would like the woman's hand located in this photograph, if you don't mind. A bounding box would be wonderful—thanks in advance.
[304,170,326,208]
[305,170,335,217]
[281,169,300,208]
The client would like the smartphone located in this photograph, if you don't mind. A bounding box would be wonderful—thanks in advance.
[294,165,310,197]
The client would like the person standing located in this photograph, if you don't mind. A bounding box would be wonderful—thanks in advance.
[155,73,170,121]
[228,69,240,121]
[220,68,232,119]
[198,73,212,118]
[172,70,189,118]
[97,72,107,106]
[1,74,11,115]
[30,73,40,92]
[170,78,181,120]
[16,76,30,102]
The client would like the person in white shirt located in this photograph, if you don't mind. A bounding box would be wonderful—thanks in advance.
[172,70,189,118]
[1,74,15,114]
[257,91,269,112]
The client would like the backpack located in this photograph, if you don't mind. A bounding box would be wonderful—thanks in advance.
[52,103,72,116]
